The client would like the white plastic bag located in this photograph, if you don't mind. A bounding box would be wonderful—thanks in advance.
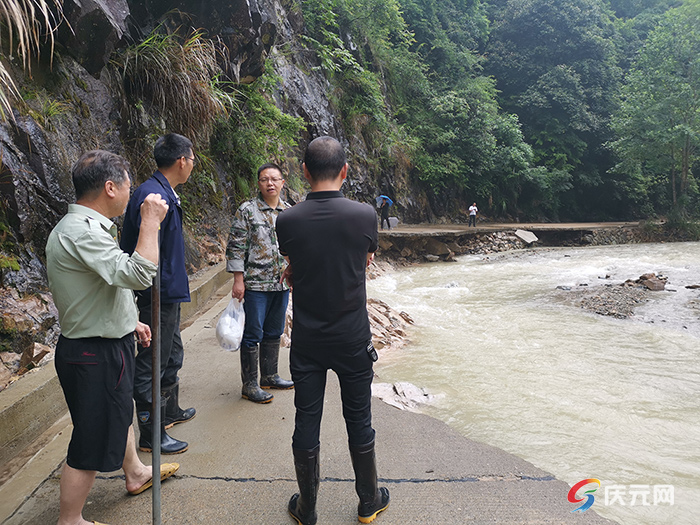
[216,298,245,351]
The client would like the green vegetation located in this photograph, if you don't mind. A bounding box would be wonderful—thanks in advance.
[111,25,239,221]
[300,0,539,217]
[294,0,696,221]
[610,0,700,218]
[112,23,305,217]
[113,29,234,146]
[211,71,307,203]
[0,197,19,286]
[22,90,69,130]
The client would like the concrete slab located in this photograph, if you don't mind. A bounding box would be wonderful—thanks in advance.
[515,229,539,244]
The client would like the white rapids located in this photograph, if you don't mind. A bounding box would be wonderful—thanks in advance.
[368,242,700,525]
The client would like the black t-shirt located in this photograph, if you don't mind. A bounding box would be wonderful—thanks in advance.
[277,191,378,346]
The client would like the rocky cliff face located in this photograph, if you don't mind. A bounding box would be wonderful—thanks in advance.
[0,0,366,367]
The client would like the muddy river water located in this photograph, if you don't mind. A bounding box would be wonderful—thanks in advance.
[367,242,700,525]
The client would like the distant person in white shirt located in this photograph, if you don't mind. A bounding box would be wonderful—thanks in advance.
[469,203,478,227]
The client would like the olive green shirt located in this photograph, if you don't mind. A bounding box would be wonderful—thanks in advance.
[46,204,157,339]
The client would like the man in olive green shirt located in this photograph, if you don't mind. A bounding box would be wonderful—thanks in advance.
[46,150,177,525]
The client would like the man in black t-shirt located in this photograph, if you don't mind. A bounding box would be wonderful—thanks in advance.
[277,136,390,525]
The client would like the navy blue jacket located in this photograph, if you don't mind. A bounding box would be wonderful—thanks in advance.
[120,171,190,304]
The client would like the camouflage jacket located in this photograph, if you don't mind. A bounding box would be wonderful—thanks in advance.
[226,195,289,292]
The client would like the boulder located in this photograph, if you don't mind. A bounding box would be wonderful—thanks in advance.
[127,0,278,83]
[424,238,451,256]
[641,277,666,291]
[636,273,666,291]
[57,0,131,75]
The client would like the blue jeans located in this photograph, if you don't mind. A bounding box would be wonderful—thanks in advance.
[242,289,290,348]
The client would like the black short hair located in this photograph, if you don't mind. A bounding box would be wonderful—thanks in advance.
[72,150,130,200]
[153,133,193,168]
[303,136,346,181]
[257,163,284,179]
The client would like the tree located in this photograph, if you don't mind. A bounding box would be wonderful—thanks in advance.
[486,0,622,218]
[610,0,700,213]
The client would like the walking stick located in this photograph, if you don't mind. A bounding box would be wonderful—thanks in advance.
[151,261,162,524]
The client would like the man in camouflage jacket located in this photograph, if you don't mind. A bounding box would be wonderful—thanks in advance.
[226,163,293,403]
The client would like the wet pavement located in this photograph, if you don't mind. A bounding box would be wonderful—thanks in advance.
[3,289,616,525]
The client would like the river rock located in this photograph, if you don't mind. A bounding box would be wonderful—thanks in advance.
[425,238,451,256]
[19,343,53,369]
[630,272,667,291]
[281,295,411,354]
[367,298,412,350]
[564,282,649,318]
[641,277,666,291]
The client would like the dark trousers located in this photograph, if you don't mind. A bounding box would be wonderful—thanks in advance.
[133,300,184,406]
[468,215,476,227]
[381,215,390,230]
[290,340,375,450]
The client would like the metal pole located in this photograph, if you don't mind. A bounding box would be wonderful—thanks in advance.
[151,260,162,525]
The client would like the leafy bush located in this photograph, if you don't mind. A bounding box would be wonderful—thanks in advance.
[211,72,306,203]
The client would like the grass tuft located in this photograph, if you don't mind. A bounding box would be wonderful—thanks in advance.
[0,0,64,120]
[112,27,236,146]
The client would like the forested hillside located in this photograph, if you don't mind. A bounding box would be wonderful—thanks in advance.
[0,0,699,296]
[297,0,698,222]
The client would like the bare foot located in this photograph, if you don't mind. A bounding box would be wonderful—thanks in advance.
[124,464,152,494]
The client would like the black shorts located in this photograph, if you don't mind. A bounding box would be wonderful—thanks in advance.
[55,333,135,472]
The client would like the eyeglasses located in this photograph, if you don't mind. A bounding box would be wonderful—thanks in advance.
[181,156,198,166]
[258,177,284,183]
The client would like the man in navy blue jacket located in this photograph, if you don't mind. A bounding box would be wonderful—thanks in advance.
[121,133,196,455]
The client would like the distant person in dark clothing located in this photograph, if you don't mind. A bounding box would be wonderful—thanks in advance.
[277,136,390,524]
[468,202,478,227]
[121,133,196,455]
[380,197,391,230]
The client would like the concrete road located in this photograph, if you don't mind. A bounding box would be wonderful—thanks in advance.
[3,291,615,525]
[387,222,641,234]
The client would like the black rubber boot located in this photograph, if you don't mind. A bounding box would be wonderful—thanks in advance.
[350,440,390,523]
[260,338,294,390]
[288,445,320,525]
[136,402,189,454]
[240,344,273,403]
[162,381,196,429]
